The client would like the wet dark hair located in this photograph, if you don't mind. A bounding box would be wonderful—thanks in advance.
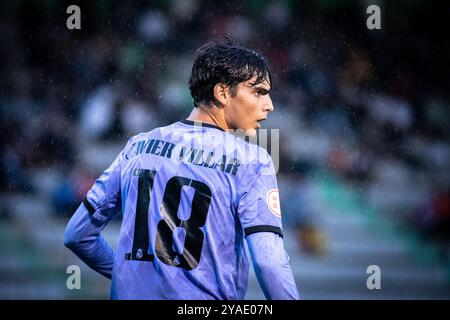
[189,36,272,107]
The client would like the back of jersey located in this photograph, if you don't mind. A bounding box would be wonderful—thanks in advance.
[104,120,282,299]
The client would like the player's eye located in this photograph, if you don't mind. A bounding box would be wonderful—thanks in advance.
[256,89,268,96]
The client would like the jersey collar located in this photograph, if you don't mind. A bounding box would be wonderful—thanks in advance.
[179,119,225,132]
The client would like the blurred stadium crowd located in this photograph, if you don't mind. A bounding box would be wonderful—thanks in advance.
[0,0,449,266]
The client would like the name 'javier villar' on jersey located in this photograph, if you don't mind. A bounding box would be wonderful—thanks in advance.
[83,120,284,299]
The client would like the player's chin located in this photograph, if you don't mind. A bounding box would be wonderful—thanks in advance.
[244,128,258,137]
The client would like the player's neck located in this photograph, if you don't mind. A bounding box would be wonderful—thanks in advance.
[186,105,229,131]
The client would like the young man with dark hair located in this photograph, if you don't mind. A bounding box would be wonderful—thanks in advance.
[65,37,300,299]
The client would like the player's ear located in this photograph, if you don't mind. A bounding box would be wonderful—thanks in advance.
[213,83,229,107]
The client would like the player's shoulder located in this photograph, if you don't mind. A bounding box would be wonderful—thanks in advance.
[235,142,276,188]
[255,145,273,166]
[221,138,273,183]
[234,138,272,167]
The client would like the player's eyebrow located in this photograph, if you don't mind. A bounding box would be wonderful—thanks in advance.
[247,81,271,92]
[252,85,270,94]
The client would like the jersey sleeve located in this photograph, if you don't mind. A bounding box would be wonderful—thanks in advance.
[83,138,132,222]
[247,232,300,299]
[237,149,283,238]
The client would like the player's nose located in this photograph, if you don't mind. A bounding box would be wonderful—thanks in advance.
[263,95,274,113]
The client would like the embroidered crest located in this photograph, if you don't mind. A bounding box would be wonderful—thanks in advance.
[266,189,281,217]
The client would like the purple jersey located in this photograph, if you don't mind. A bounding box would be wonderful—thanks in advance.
[83,120,284,299]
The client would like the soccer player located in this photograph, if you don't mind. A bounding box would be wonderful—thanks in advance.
[64,37,300,300]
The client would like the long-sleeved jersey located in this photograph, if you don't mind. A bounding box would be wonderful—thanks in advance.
[65,120,299,299]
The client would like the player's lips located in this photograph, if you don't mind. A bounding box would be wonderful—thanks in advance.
[256,118,266,128]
